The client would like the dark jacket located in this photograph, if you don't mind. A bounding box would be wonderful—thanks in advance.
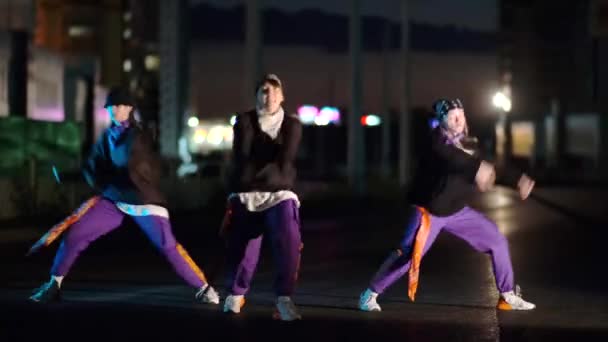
[407,127,520,216]
[229,110,302,193]
[82,123,166,205]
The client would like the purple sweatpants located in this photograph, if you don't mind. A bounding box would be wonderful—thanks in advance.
[51,198,207,288]
[224,199,302,296]
[370,206,514,294]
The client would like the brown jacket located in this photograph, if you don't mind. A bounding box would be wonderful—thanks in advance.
[82,123,166,205]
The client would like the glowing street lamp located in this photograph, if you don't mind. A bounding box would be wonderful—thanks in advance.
[492,91,512,163]
[187,116,199,127]
[492,92,512,112]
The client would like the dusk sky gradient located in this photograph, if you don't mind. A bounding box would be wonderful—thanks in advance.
[190,0,498,32]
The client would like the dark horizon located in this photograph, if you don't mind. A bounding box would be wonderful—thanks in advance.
[190,3,498,54]
[190,0,499,33]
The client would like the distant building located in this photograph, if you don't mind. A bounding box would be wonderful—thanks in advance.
[499,0,608,177]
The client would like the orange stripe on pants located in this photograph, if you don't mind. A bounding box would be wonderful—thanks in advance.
[408,206,431,301]
[27,196,101,256]
[176,243,208,284]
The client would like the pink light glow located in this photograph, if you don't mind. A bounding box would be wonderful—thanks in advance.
[297,105,318,124]
[28,107,65,122]
[94,108,111,140]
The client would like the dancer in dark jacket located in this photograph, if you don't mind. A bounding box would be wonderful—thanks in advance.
[29,88,219,305]
[221,74,303,321]
[359,98,536,311]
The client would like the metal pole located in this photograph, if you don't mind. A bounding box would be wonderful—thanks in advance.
[348,0,364,193]
[381,18,391,178]
[159,0,187,157]
[244,0,262,108]
[398,0,411,186]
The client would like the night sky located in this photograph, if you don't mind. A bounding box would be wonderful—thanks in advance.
[190,0,498,32]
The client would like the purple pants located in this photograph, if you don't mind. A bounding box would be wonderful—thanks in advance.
[370,206,514,294]
[224,199,302,296]
[51,198,207,288]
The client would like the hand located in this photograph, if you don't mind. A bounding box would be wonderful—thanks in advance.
[475,161,496,192]
[517,174,535,200]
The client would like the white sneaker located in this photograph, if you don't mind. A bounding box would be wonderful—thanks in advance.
[273,296,302,321]
[498,285,535,310]
[359,288,382,312]
[223,294,245,314]
[195,285,220,304]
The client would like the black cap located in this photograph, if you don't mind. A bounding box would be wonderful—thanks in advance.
[104,87,135,108]
[255,73,282,94]
[432,98,463,119]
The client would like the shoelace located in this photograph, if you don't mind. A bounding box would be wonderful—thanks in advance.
[226,296,241,307]
[282,300,299,315]
[514,285,522,298]
[195,286,209,299]
[285,301,296,311]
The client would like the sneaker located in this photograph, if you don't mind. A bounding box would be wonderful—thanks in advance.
[223,294,245,314]
[359,288,381,312]
[195,285,220,305]
[29,279,61,303]
[273,296,302,321]
[497,285,535,310]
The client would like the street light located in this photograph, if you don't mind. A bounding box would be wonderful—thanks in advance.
[187,116,199,128]
[492,92,511,112]
[492,91,511,164]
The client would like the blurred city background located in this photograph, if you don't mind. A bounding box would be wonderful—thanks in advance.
[1,0,607,221]
[1,1,608,340]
